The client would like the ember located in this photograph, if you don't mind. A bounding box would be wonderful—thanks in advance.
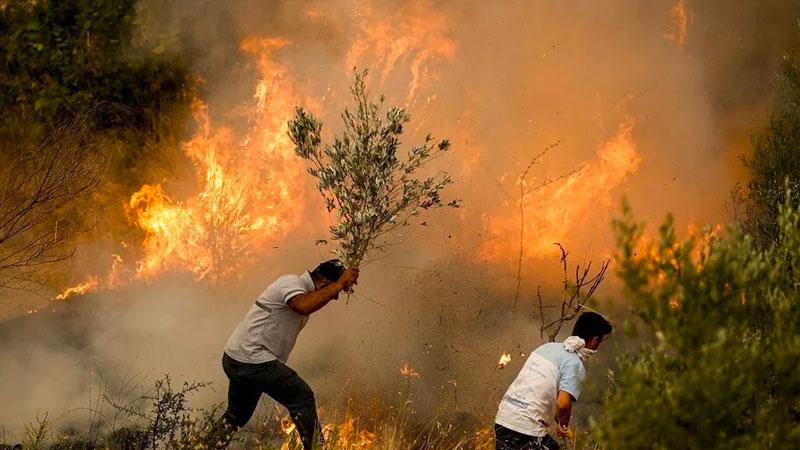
[497,352,512,369]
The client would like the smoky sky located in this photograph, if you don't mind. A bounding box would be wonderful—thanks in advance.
[3,0,800,440]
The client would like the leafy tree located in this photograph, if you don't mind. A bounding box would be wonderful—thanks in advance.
[0,0,190,142]
[595,199,800,449]
[738,31,800,248]
[289,70,460,269]
[0,0,192,293]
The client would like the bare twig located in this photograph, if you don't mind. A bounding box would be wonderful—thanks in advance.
[513,139,564,310]
[0,113,104,291]
[537,243,610,341]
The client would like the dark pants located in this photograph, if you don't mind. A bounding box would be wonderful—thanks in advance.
[495,424,559,450]
[220,353,321,449]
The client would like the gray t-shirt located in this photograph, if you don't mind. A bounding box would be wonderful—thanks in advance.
[224,271,315,363]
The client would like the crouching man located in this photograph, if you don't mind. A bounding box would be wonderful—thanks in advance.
[218,260,358,449]
[494,312,612,450]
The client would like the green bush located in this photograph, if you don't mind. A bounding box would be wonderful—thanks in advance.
[595,199,800,449]
[0,0,190,142]
[738,30,800,248]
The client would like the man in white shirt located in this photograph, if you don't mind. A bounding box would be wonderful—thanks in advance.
[218,259,359,449]
[495,312,612,450]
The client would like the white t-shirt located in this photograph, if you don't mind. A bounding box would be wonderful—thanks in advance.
[495,342,586,436]
[224,272,315,364]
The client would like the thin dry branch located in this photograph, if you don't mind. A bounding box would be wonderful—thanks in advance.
[0,114,104,291]
[538,243,610,341]
[513,140,585,310]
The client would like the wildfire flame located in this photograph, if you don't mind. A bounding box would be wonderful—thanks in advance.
[400,362,420,378]
[666,0,690,49]
[126,38,306,284]
[481,117,641,262]
[496,352,512,369]
[346,0,455,105]
[51,37,310,300]
[320,413,376,449]
[53,276,98,301]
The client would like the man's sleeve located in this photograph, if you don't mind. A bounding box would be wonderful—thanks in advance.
[280,276,309,304]
[558,359,586,401]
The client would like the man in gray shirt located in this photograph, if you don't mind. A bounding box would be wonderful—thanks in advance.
[218,259,359,448]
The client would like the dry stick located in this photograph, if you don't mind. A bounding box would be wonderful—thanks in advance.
[537,286,545,339]
[513,139,564,310]
[539,243,610,341]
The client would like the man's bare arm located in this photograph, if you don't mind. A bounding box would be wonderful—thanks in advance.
[287,268,359,315]
[555,390,573,437]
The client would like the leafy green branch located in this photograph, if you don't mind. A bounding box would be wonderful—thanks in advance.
[289,70,460,269]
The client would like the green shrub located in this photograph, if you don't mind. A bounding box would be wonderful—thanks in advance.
[0,0,190,141]
[595,199,800,449]
[738,29,800,248]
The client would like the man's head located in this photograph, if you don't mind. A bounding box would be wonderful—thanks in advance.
[310,259,345,290]
[572,311,613,350]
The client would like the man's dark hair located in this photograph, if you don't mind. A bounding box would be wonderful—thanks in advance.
[311,259,345,282]
[572,311,613,340]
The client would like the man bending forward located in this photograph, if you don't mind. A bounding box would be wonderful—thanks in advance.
[494,312,612,450]
[219,259,358,448]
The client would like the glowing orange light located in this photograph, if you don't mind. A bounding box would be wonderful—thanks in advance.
[481,117,641,262]
[400,362,420,378]
[54,276,99,301]
[346,0,455,104]
[666,0,690,49]
[127,37,307,284]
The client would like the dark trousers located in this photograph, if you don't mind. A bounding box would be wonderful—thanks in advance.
[495,424,560,450]
[221,353,321,449]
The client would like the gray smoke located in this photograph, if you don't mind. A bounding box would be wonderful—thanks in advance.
[2,0,800,440]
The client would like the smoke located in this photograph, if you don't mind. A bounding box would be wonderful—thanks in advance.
[3,0,800,440]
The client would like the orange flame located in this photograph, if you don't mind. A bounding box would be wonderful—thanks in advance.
[127,37,307,283]
[54,275,98,301]
[321,413,376,449]
[481,117,641,262]
[400,362,420,378]
[666,0,690,49]
[346,0,455,104]
[52,253,127,300]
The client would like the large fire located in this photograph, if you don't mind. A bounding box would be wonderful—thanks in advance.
[129,38,307,283]
[480,117,641,263]
[53,1,459,300]
[55,38,309,299]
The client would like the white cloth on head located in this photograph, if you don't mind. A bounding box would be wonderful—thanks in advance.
[563,336,596,362]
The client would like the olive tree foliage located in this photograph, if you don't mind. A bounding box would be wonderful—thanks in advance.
[595,198,800,450]
[289,71,460,268]
[735,33,800,248]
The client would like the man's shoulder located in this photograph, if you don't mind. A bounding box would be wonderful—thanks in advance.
[273,273,303,286]
[260,272,313,302]
[535,342,583,369]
